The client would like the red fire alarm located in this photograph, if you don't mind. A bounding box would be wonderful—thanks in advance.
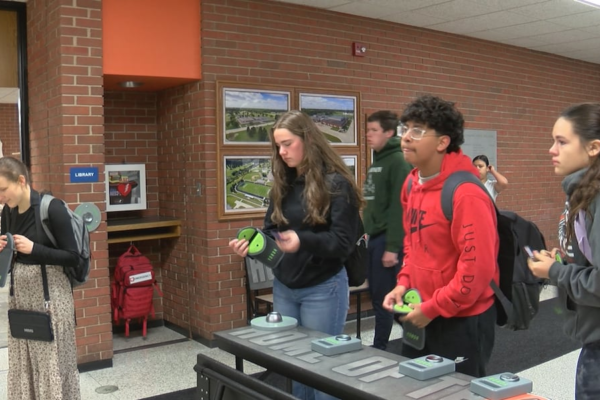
[352,42,367,57]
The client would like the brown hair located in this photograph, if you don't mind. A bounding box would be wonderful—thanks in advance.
[0,156,30,184]
[561,103,600,241]
[268,110,364,226]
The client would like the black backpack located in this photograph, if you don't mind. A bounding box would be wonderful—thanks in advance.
[407,171,547,330]
[344,217,368,287]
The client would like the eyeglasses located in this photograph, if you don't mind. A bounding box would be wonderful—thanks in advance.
[398,124,434,140]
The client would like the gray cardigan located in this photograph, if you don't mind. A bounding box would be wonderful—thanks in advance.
[549,168,600,345]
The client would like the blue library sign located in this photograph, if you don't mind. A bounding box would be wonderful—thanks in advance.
[70,167,99,183]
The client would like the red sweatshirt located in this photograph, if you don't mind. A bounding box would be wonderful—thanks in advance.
[397,150,499,320]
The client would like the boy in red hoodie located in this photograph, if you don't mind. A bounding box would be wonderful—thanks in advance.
[383,95,499,377]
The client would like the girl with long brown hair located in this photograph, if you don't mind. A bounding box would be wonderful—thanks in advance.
[528,103,600,399]
[230,110,363,400]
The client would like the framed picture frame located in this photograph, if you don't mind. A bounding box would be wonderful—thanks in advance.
[299,92,357,145]
[219,155,272,220]
[220,84,291,145]
[341,155,358,182]
[105,164,147,212]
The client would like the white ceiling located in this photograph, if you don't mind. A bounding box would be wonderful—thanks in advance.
[274,0,600,65]
[0,88,19,104]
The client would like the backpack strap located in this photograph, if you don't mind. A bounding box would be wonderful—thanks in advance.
[39,194,58,248]
[440,171,498,221]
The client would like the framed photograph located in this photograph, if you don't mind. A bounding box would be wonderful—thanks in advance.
[221,87,290,145]
[299,93,357,145]
[342,155,358,182]
[105,164,147,212]
[220,155,273,219]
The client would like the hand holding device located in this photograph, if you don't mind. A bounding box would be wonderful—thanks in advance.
[524,246,536,260]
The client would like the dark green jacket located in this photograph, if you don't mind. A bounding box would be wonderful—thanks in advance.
[362,136,411,253]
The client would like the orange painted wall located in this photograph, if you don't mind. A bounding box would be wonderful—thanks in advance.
[103,0,201,87]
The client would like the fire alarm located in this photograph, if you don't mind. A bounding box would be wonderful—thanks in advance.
[352,42,367,57]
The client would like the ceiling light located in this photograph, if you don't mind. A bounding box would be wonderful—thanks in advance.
[574,0,600,8]
[118,81,144,88]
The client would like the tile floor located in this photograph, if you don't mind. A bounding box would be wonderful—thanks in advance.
[0,285,579,399]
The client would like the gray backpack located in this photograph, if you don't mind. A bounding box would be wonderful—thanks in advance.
[40,195,91,287]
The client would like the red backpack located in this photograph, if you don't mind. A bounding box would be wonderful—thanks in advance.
[111,245,162,337]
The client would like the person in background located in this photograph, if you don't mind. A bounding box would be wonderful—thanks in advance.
[528,103,600,400]
[229,110,363,400]
[0,156,81,399]
[363,110,411,350]
[383,95,499,377]
[472,154,508,202]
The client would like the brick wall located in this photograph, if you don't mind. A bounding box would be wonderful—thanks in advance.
[0,103,20,157]
[185,0,600,337]
[27,0,108,365]
[104,90,164,319]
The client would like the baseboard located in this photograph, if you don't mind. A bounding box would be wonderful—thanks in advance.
[78,358,113,373]
[112,318,164,334]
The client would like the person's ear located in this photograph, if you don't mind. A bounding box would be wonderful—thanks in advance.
[436,135,450,153]
[587,139,600,158]
[17,175,26,186]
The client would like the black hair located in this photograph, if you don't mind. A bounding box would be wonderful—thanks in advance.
[472,155,490,166]
[367,110,399,134]
[400,94,464,153]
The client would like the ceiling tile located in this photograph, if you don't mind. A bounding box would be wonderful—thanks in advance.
[409,0,499,21]
[383,11,448,27]
[469,20,569,41]
[329,2,392,19]
[464,0,550,12]
[547,9,600,28]
[508,0,593,19]
[273,0,351,8]
[354,0,450,10]
[528,28,597,44]
[427,11,535,34]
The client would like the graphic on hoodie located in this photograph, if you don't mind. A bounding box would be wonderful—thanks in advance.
[407,208,435,234]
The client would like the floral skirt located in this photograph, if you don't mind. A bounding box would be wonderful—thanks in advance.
[7,263,81,400]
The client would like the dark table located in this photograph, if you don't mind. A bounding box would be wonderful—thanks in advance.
[215,325,493,400]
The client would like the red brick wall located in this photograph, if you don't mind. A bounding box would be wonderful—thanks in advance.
[185,0,600,336]
[104,91,165,319]
[27,0,109,365]
[0,103,20,157]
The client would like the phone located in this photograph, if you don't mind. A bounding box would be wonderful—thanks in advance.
[524,246,535,259]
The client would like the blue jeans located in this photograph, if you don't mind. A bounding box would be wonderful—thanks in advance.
[576,341,600,399]
[273,268,349,400]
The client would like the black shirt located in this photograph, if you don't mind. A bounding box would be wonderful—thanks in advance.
[263,172,360,289]
[1,188,79,268]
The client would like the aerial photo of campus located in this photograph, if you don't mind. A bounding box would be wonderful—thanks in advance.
[223,89,289,143]
[224,157,273,212]
[300,94,356,144]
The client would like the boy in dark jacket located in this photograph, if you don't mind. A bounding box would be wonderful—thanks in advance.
[363,110,411,350]
[383,95,499,377]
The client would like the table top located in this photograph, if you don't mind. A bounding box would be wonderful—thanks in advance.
[215,325,491,400]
